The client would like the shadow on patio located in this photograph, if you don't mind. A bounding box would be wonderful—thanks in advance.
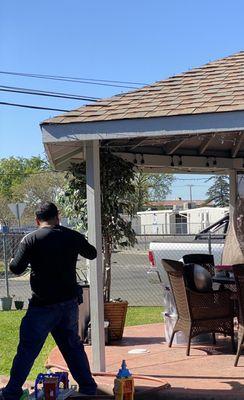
[46,322,244,399]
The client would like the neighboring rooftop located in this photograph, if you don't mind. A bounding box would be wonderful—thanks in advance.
[146,200,208,207]
[43,51,244,125]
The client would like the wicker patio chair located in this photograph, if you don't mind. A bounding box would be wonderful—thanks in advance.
[162,259,235,356]
[232,264,244,366]
[182,253,215,276]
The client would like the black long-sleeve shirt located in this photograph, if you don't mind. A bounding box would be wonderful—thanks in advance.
[10,225,97,306]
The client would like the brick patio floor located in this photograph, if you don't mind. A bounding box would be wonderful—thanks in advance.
[46,323,244,399]
[2,323,244,399]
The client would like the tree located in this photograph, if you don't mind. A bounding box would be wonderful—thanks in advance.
[0,156,49,199]
[0,156,66,227]
[11,171,66,223]
[57,151,137,302]
[129,172,149,213]
[129,171,175,213]
[206,175,230,207]
[147,173,175,202]
[0,195,14,226]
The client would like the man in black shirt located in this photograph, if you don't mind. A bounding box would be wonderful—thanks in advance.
[1,202,97,399]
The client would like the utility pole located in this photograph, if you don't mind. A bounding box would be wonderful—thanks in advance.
[187,184,194,203]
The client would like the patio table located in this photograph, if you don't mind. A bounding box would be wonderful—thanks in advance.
[212,275,237,296]
[213,274,239,322]
[212,276,235,285]
[213,264,236,291]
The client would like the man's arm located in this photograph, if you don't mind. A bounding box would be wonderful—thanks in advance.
[9,239,30,275]
[77,233,97,260]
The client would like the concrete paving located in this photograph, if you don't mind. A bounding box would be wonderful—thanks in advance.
[2,323,244,399]
[47,323,244,399]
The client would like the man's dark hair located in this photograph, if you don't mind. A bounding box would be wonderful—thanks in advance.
[35,202,59,221]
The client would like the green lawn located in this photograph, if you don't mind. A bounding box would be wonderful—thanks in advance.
[126,306,163,326]
[0,261,4,273]
[0,306,163,380]
[0,311,55,380]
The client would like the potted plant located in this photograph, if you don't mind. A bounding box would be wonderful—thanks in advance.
[13,296,24,310]
[0,296,13,311]
[58,151,137,340]
[104,298,128,340]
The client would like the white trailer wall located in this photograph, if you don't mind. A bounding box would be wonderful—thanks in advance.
[181,207,229,234]
[137,207,229,235]
[137,210,174,234]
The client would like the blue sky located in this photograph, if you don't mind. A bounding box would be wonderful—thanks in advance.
[1,0,243,199]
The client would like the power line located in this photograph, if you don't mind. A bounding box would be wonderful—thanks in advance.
[174,177,210,181]
[0,70,146,85]
[173,184,207,187]
[0,101,69,112]
[0,70,148,89]
[0,85,99,102]
[0,169,214,188]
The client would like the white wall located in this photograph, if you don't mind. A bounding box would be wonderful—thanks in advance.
[136,207,229,235]
[137,210,173,234]
[182,207,229,234]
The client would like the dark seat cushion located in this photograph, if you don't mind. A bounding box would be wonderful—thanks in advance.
[184,263,212,292]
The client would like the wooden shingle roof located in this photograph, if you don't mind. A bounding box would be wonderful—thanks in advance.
[43,51,244,125]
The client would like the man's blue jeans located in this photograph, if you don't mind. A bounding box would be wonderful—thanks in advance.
[3,299,97,399]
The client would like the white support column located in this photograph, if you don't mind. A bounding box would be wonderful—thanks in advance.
[86,140,105,372]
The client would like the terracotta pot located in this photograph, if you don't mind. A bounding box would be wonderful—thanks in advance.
[104,301,128,340]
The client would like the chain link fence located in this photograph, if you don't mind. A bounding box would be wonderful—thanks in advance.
[0,231,225,310]
[0,233,31,310]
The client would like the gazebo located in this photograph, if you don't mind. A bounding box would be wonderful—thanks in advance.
[40,51,244,372]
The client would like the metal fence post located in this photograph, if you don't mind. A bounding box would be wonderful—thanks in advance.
[3,233,10,297]
[208,233,212,255]
[143,225,147,250]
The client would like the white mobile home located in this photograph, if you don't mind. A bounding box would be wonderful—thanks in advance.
[137,207,228,235]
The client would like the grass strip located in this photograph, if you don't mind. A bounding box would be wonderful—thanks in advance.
[0,306,163,380]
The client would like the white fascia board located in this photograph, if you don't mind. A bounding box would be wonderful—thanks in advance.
[41,111,244,144]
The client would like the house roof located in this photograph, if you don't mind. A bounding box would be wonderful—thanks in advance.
[146,200,208,207]
[43,51,244,125]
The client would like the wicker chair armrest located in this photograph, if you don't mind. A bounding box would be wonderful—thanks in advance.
[188,289,233,319]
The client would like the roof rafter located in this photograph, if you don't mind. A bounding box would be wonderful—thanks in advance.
[54,146,83,167]
[199,135,215,155]
[165,138,188,155]
[232,132,244,157]
[129,138,149,150]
